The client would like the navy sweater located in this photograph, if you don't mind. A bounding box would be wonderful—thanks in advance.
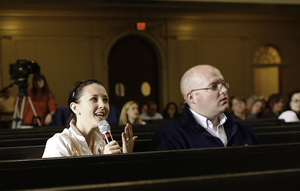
[150,104,261,151]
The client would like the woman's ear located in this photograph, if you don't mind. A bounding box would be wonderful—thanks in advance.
[70,102,80,115]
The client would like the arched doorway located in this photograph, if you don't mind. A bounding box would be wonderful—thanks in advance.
[253,44,282,98]
[108,35,159,112]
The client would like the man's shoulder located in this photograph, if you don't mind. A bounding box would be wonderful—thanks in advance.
[158,115,195,134]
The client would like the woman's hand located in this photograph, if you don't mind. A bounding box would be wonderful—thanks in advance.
[122,123,138,153]
[103,140,122,154]
[44,113,53,125]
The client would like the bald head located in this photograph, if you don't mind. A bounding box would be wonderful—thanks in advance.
[180,65,221,100]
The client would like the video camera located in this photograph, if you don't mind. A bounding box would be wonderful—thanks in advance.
[9,60,40,95]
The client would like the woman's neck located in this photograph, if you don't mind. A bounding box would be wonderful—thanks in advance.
[76,122,97,147]
[128,117,137,125]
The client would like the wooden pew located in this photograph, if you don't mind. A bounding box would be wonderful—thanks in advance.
[31,168,300,191]
[0,145,45,161]
[0,129,299,161]
[235,118,285,127]
[1,130,300,148]
[0,138,153,161]
[252,124,300,133]
[1,143,300,190]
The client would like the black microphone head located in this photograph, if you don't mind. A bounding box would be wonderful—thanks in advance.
[98,120,111,135]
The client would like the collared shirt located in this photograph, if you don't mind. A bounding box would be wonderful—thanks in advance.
[190,109,228,146]
[42,120,106,158]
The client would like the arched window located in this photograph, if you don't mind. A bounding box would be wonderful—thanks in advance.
[253,45,281,97]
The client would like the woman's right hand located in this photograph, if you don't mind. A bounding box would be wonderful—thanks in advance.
[103,140,122,154]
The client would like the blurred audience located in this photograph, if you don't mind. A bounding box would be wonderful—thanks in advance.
[119,100,145,125]
[245,95,257,113]
[140,100,163,120]
[263,93,284,119]
[140,103,148,115]
[246,98,266,119]
[278,89,300,122]
[162,102,180,119]
[229,95,248,120]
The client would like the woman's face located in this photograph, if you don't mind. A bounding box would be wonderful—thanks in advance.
[251,101,263,115]
[36,79,44,89]
[290,92,300,114]
[273,99,284,113]
[75,83,110,128]
[231,99,246,113]
[167,104,176,116]
[127,103,139,120]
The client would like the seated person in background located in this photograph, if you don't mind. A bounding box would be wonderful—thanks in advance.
[162,102,180,119]
[246,99,266,119]
[42,80,137,158]
[19,74,56,126]
[229,95,247,121]
[278,89,300,122]
[150,65,260,151]
[119,100,145,126]
[245,95,257,114]
[140,100,163,120]
[140,103,148,114]
[0,90,15,129]
[263,93,284,119]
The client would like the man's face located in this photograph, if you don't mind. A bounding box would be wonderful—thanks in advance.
[148,104,157,116]
[189,67,229,119]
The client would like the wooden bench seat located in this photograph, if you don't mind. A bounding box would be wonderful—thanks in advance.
[1,143,300,190]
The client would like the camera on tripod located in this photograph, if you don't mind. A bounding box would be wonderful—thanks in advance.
[9,60,40,95]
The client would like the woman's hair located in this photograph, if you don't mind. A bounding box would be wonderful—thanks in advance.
[266,93,282,109]
[162,102,179,119]
[67,79,103,126]
[118,100,143,125]
[31,74,52,99]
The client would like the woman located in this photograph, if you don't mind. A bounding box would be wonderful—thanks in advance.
[22,74,56,126]
[278,90,300,122]
[229,95,247,120]
[163,102,180,119]
[246,99,266,119]
[119,100,145,126]
[263,94,284,119]
[42,79,137,157]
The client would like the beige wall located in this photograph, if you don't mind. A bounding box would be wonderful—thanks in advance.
[1,5,300,112]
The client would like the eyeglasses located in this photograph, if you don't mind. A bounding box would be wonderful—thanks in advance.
[291,99,300,103]
[191,82,229,92]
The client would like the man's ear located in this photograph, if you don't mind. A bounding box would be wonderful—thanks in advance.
[186,92,196,105]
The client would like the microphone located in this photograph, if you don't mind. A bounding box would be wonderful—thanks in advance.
[98,120,113,144]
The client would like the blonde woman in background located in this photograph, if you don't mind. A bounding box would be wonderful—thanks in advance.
[119,101,145,126]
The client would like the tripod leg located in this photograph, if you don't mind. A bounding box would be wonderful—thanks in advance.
[26,96,41,127]
[12,95,20,129]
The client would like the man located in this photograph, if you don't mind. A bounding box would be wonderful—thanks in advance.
[140,101,163,120]
[150,65,260,151]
